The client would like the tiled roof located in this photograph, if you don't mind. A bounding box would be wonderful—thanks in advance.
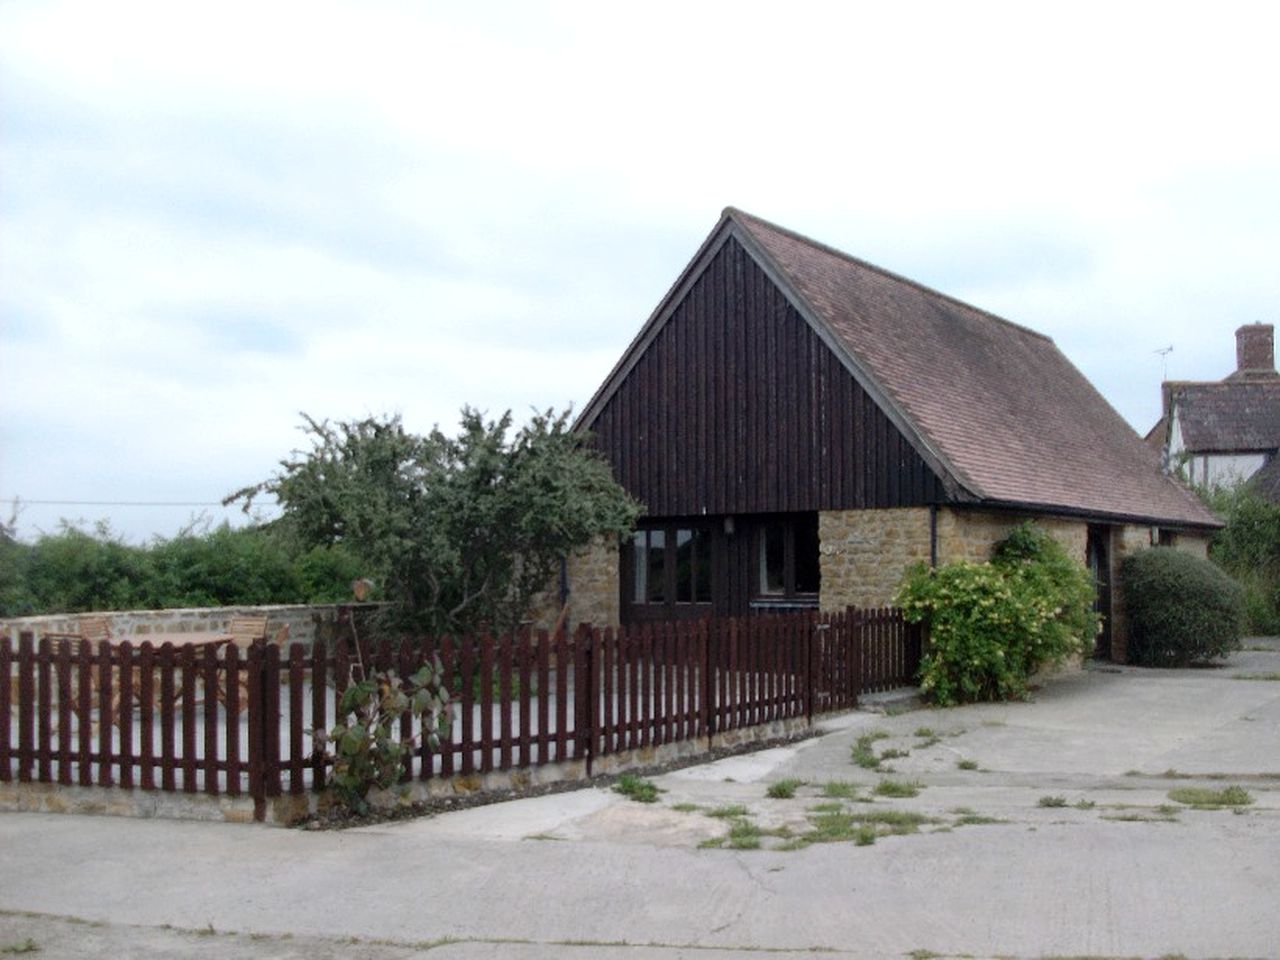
[729,209,1219,528]
[1169,380,1280,453]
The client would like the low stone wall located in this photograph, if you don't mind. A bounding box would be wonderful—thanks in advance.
[0,715,813,826]
[0,603,384,651]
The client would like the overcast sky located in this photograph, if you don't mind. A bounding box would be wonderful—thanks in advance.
[2,1,1278,544]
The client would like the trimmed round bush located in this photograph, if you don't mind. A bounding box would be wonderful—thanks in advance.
[1119,548,1245,667]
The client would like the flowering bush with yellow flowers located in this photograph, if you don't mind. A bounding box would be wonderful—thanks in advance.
[896,523,1097,705]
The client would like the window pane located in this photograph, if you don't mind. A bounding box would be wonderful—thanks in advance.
[632,532,647,604]
[675,529,693,603]
[693,529,712,603]
[759,523,786,595]
[647,529,666,603]
[794,514,820,594]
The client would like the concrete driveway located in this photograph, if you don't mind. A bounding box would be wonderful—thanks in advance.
[2,641,1278,960]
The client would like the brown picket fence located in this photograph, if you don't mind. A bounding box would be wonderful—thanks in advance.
[1,607,923,820]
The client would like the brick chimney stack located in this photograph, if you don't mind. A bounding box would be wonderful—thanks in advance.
[1236,323,1275,375]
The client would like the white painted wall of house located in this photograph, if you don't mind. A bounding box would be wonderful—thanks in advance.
[1168,407,1269,487]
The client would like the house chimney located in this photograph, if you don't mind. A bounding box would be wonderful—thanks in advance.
[1236,323,1275,374]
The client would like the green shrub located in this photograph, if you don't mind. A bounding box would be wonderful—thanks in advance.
[0,521,367,617]
[1120,548,1244,666]
[896,523,1097,705]
[1198,484,1280,634]
[147,524,301,607]
[19,522,155,614]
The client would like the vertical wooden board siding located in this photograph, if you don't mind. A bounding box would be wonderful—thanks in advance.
[592,238,943,515]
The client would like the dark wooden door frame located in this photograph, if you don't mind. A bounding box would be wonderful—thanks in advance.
[1086,524,1113,660]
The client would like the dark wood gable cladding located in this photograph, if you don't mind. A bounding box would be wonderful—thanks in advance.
[590,236,946,517]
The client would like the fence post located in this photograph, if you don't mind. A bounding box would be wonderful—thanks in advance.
[247,642,264,820]
[589,627,601,776]
[572,624,595,776]
[247,641,282,822]
[807,621,820,724]
[702,619,714,750]
[851,608,864,706]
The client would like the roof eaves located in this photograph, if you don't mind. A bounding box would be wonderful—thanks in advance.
[971,497,1224,531]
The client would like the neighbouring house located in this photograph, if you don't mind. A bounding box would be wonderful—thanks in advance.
[561,208,1219,662]
[1147,324,1280,496]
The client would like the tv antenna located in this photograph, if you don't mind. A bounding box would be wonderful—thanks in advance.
[1153,345,1173,381]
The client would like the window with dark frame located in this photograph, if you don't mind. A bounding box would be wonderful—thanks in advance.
[629,524,712,610]
[753,513,820,605]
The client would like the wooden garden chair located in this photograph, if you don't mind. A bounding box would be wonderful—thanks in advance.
[35,617,115,731]
[218,616,286,709]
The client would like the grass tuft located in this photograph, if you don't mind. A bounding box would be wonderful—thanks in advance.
[954,813,1004,826]
[706,804,750,819]
[726,819,762,850]
[767,778,804,799]
[956,758,978,770]
[873,779,922,798]
[612,774,662,803]
[1167,785,1253,808]
[1037,795,1068,808]
[852,730,890,768]
[822,780,861,799]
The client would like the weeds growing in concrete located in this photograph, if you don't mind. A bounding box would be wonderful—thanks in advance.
[874,779,922,798]
[822,780,861,799]
[1167,785,1254,808]
[613,774,662,803]
[706,804,750,819]
[851,730,890,769]
[767,778,804,799]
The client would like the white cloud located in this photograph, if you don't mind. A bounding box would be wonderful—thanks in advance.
[2,0,1279,541]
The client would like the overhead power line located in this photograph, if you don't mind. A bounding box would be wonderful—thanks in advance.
[1,498,227,507]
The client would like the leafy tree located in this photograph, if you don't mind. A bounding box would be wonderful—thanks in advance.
[1197,483,1280,634]
[291,543,367,604]
[227,408,640,637]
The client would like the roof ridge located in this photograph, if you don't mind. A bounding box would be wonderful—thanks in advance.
[1170,379,1280,389]
[724,206,1053,344]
